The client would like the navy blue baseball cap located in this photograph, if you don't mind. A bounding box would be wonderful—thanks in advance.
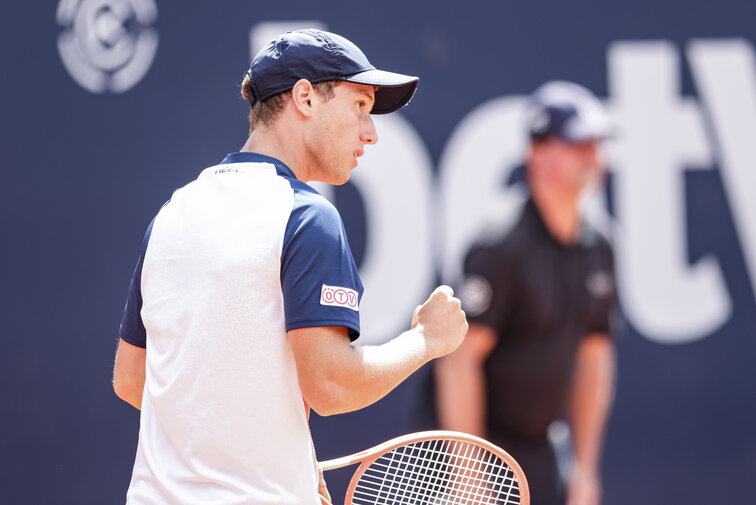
[247,29,419,115]
[526,81,615,143]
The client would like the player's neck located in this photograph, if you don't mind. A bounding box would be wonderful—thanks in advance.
[530,182,581,244]
[240,127,312,181]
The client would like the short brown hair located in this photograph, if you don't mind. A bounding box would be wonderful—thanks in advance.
[240,74,339,131]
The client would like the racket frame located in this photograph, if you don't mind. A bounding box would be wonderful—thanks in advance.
[319,430,529,505]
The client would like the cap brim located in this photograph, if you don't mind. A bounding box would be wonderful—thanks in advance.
[562,107,618,143]
[344,69,419,114]
[565,119,617,143]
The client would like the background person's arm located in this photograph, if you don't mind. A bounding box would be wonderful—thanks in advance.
[289,286,468,417]
[566,333,616,505]
[434,322,498,437]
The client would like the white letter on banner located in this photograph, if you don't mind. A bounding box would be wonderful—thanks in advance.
[249,20,327,55]
[687,39,756,303]
[607,41,731,343]
[437,97,529,284]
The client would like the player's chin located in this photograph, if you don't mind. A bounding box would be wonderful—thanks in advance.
[341,157,359,178]
[331,167,353,186]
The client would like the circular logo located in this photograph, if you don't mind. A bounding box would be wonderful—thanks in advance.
[586,270,614,298]
[323,288,335,303]
[56,0,159,93]
[333,289,348,305]
[347,291,357,308]
[458,274,493,317]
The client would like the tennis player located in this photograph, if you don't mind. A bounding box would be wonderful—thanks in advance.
[113,29,468,505]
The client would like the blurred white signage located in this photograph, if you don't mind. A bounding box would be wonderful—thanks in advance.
[443,39,755,345]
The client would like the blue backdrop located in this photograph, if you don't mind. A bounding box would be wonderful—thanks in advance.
[2,1,755,504]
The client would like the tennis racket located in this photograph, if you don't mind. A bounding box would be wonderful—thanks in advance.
[318,430,529,505]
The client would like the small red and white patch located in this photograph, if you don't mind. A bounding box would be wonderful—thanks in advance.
[320,284,359,312]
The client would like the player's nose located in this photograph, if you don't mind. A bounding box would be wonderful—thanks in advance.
[360,116,378,145]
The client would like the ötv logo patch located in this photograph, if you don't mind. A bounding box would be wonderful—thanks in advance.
[320,285,359,312]
[56,0,159,94]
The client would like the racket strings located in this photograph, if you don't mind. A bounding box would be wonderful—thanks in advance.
[365,442,518,487]
[362,443,514,504]
[356,459,512,505]
[362,442,517,496]
[352,439,522,505]
[378,440,461,505]
[355,449,516,505]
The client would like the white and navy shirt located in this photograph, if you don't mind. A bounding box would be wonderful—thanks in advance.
[119,152,363,505]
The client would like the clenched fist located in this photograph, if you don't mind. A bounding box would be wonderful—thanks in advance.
[412,285,469,358]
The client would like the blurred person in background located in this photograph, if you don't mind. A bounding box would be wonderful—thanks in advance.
[435,81,618,505]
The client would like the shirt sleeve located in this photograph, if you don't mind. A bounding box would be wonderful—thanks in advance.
[584,239,619,336]
[280,187,363,341]
[118,219,154,348]
[457,242,512,331]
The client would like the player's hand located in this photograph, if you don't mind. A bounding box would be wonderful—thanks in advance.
[412,285,468,358]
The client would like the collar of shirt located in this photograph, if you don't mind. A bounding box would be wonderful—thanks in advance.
[220,152,297,180]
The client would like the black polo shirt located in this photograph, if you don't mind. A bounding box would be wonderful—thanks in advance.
[459,196,616,442]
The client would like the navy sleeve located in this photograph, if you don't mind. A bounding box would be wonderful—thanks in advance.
[118,219,154,348]
[281,186,363,341]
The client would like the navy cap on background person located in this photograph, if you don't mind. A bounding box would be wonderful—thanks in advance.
[247,29,419,114]
[526,81,615,143]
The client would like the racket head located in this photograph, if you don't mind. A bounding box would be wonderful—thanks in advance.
[343,430,529,505]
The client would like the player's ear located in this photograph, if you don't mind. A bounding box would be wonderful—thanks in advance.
[291,79,316,118]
